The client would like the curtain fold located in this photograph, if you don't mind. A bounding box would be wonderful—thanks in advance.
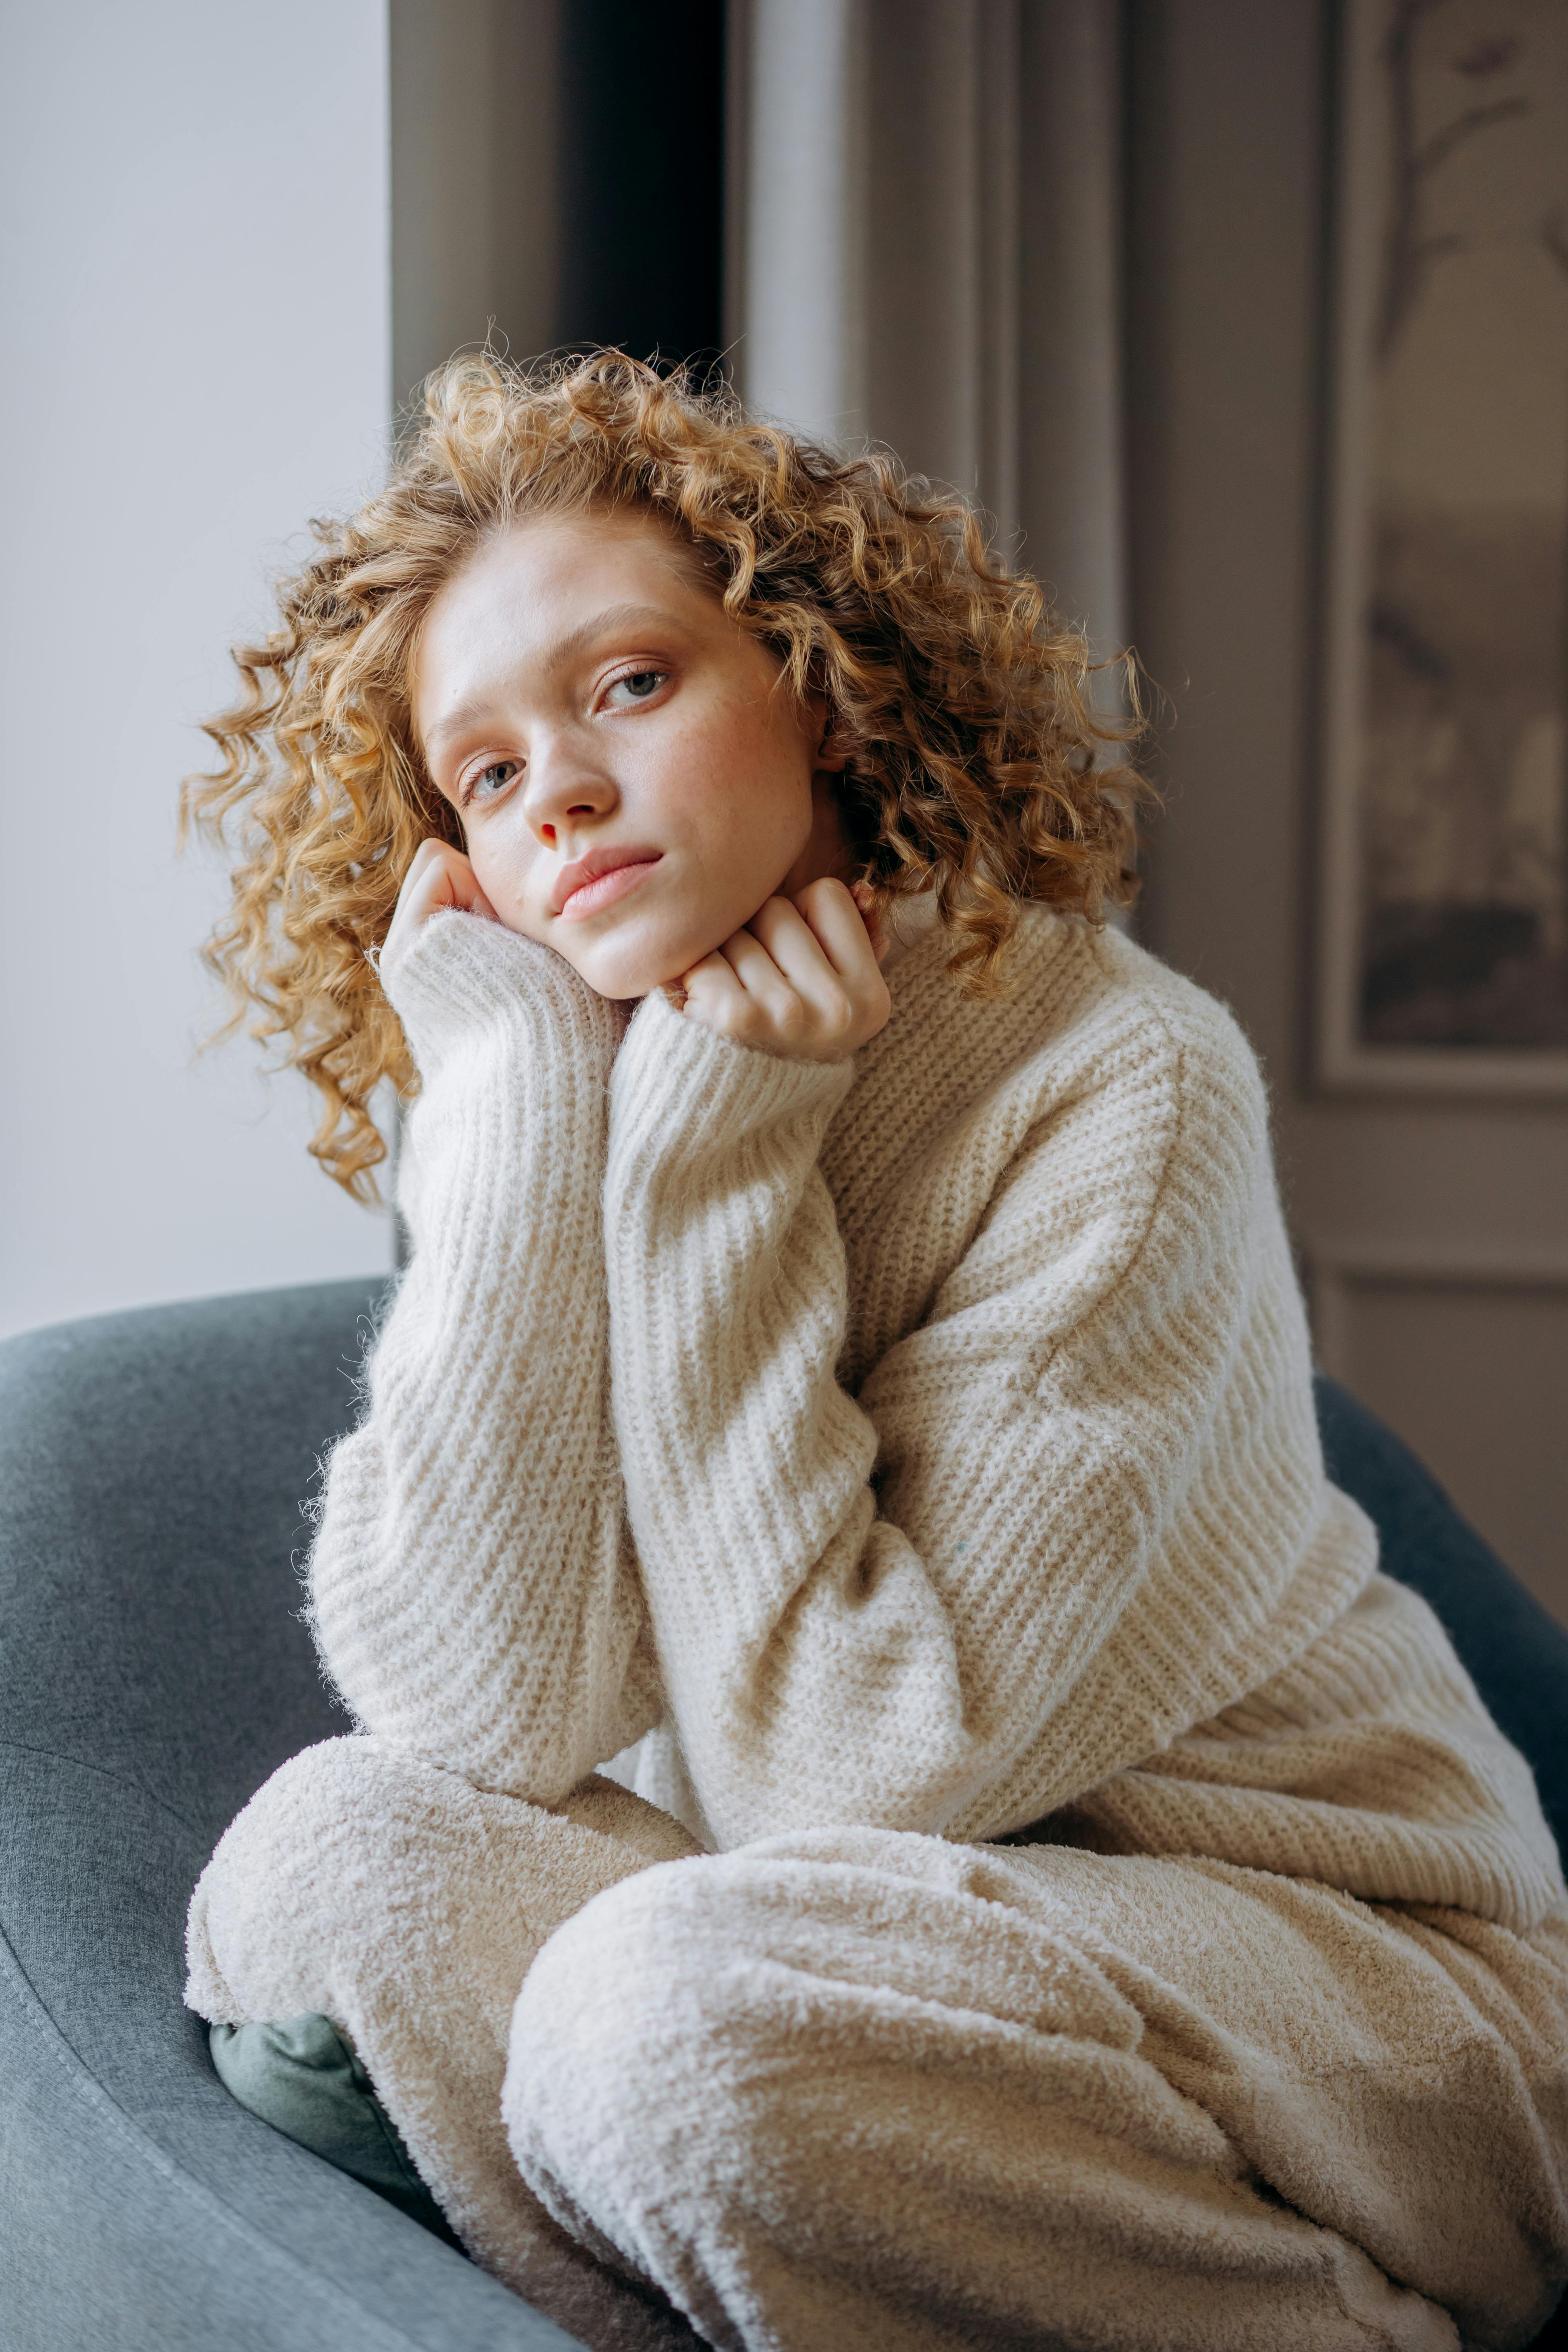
[728,0,1129,657]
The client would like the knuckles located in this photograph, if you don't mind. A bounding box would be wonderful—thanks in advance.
[683,981,885,1063]
[675,882,893,1062]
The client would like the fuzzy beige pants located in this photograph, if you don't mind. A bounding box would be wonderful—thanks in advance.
[187,1737,1568,2352]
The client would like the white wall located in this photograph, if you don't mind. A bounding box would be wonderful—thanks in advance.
[0,0,394,1339]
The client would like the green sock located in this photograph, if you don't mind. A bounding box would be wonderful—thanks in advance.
[209,2013,462,2246]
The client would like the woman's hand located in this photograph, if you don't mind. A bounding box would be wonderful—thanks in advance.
[379,840,497,984]
[674,878,891,1063]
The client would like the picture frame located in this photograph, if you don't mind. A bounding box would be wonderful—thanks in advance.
[1316,0,1568,1094]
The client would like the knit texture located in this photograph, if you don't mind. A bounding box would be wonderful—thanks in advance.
[307,900,1561,1930]
[191,901,1568,2345]
[603,903,1561,1920]
[308,915,659,1802]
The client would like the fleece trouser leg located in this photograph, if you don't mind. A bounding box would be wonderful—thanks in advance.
[505,1828,1568,2352]
[184,1733,701,2350]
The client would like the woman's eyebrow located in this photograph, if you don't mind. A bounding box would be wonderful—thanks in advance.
[424,603,689,759]
[423,695,501,758]
[540,600,688,676]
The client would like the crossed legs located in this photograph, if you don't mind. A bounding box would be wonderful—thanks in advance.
[188,1746,1568,2352]
[509,1829,1568,2352]
[186,1734,701,2348]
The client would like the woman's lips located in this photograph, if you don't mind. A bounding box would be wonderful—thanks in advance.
[556,857,662,921]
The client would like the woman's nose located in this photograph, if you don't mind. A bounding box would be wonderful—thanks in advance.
[520,735,619,846]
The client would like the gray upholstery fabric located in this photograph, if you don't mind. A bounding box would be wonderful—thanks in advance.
[0,1281,582,2352]
[2,1279,1565,2350]
[1315,1374,1568,1860]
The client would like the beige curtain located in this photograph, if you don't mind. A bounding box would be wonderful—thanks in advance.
[726,0,1128,661]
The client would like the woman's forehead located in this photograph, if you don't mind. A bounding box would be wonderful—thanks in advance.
[456,504,702,606]
[411,509,735,740]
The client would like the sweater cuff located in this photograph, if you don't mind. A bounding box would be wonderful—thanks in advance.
[382,911,626,1078]
[611,987,855,1163]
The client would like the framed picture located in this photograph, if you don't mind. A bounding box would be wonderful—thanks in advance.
[1317,0,1568,1093]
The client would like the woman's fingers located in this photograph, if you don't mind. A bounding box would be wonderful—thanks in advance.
[848,880,891,966]
[748,894,829,981]
[787,877,879,978]
[677,879,891,1062]
[773,880,891,1045]
[744,900,855,1047]
[677,948,752,1036]
[414,842,494,919]
[722,918,815,1026]
[379,840,496,980]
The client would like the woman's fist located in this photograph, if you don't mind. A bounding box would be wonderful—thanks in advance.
[675,878,891,1063]
[379,840,497,984]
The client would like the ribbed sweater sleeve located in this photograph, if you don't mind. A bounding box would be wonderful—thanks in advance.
[605,980,1335,1851]
[308,912,656,1803]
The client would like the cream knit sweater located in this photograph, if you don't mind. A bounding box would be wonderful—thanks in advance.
[308,900,1562,1934]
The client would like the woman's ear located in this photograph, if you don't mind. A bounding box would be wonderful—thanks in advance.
[809,697,849,773]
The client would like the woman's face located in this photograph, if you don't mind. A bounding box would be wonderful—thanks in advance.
[412,506,847,998]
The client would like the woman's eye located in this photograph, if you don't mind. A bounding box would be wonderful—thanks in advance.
[466,758,521,803]
[604,668,668,709]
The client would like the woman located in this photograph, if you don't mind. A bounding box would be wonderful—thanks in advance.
[185,352,1567,2352]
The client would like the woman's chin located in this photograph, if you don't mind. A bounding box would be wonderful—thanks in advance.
[559,935,702,1005]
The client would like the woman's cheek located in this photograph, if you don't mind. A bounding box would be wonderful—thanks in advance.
[469,839,542,940]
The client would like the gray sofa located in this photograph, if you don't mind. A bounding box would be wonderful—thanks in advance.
[2,1278,1566,2350]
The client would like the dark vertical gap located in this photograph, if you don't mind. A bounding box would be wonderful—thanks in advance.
[1300,0,1347,1094]
[1112,0,1134,650]
[1119,0,1176,955]
[556,0,727,374]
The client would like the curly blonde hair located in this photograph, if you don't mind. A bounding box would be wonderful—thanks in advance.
[183,350,1144,1197]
